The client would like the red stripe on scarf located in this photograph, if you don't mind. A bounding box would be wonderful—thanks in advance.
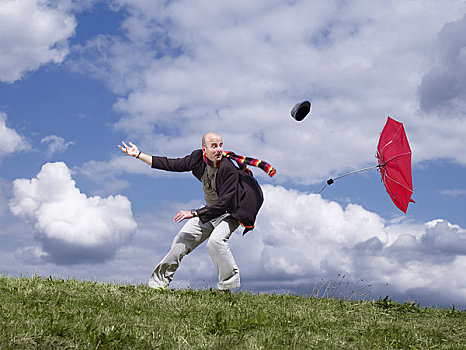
[223,151,276,177]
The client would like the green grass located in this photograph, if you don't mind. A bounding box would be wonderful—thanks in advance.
[0,276,465,349]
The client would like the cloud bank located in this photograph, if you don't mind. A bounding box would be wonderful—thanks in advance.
[9,162,137,264]
[4,180,465,307]
[235,186,466,306]
[122,185,464,307]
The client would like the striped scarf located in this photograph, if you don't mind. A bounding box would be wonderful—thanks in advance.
[203,151,277,177]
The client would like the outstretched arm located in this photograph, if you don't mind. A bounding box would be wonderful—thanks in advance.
[118,141,152,166]
[119,142,201,223]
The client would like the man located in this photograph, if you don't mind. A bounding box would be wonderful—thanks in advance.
[118,132,266,291]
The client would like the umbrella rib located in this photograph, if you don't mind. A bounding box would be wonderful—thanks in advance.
[380,151,412,166]
[384,172,413,194]
[378,124,403,156]
[382,173,398,200]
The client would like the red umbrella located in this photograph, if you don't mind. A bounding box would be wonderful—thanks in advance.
[321,116,415,213]
[376,117,414,213]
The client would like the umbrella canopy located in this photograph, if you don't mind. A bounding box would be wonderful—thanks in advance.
[376,117,414,213]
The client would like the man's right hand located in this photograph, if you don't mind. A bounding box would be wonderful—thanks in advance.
[173,210,195,223]
[118,141,139,157]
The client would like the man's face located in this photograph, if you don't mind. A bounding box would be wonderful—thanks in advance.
[202,133,223,164]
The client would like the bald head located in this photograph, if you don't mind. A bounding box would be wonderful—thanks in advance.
[202,132,221,147]
[202,132,223,165]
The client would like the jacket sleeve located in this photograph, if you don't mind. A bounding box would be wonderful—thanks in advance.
[151,150,201,172]
[197,163,239,223]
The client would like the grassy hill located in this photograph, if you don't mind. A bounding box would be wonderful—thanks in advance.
[0,276,465,349]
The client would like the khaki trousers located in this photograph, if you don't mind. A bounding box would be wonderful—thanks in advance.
[149,213,240,290]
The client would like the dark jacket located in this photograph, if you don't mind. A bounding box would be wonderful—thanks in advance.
[151,149,264,234]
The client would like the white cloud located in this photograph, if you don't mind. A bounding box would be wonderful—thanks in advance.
[249,185,387,280]
[421,219,466,255]
[9,162,137,264]
[0,112,30,158]
[440,188,466,197]
[41,135,74,157]
[79,155,154,179]
[0,0,76,83]
[78,155,157,194]
[73,0,466,184]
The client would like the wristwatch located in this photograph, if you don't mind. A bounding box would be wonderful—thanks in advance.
[191,209,198,217]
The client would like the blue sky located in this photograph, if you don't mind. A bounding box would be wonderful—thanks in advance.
[1,0,466,308]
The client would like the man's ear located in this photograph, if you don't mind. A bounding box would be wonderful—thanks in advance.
[202,145,206,154]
